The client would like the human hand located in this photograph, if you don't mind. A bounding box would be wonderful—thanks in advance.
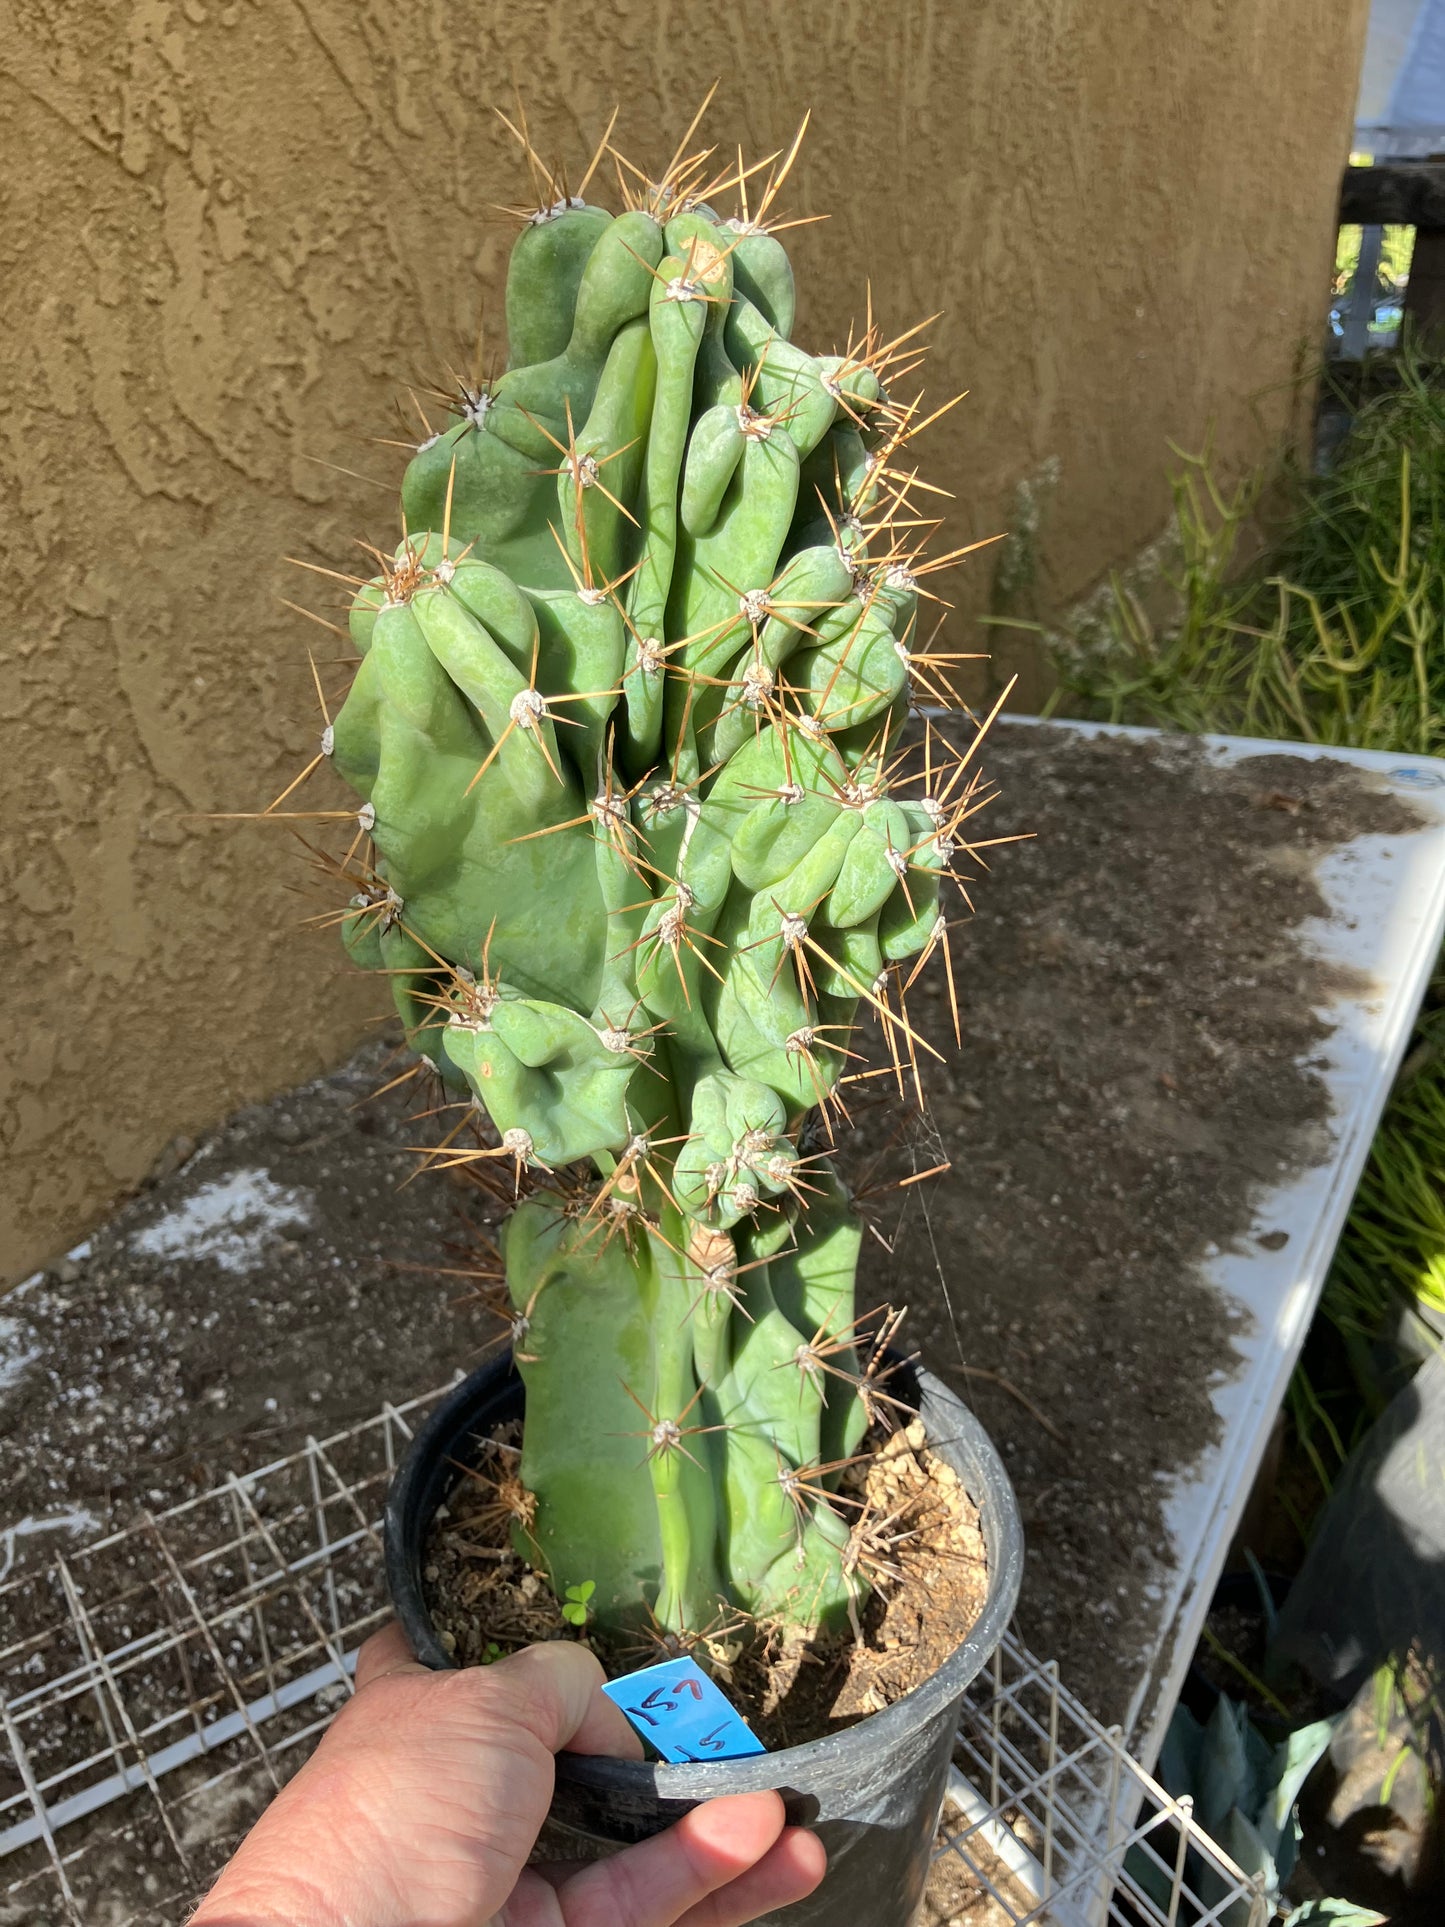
[190,1622,826,1927]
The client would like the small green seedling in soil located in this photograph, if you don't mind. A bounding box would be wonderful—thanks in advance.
[561,1581,596,1629]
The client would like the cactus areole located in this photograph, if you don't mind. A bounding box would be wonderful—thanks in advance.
[324,120,996,1642]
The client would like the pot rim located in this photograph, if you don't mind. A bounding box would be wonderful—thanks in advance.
[384,1348,1023,1799]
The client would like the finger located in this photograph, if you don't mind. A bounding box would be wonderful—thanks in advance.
[485,1643,644,1760]
[523,1827,816,1905]
[674,1827,828,1927]
[522,1859,590,1890]
[353,1620,422,1690]
[521,1834,827,1927]
[554,1790,788,1926]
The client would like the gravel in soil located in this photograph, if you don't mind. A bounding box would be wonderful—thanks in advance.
[423,1415,989,1750]
[924,1816,1025,1925]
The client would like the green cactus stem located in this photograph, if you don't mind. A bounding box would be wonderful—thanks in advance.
[312,117,999,1641]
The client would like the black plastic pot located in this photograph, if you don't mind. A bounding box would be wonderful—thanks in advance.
[384,1352,1023,1926]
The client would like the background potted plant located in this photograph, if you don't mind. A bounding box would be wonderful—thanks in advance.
[301,105,1022,1924]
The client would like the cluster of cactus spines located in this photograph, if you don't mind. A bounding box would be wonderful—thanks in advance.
[277,103,1005,1640]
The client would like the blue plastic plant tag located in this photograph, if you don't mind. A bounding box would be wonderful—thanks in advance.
[602,1656,768,1763]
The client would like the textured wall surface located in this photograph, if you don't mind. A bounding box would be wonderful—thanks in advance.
[0,0,1368,1282]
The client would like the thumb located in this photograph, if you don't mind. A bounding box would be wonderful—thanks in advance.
[353,1622,643,1760]
[478,1642,645,1759]
[353,1619,424,1688]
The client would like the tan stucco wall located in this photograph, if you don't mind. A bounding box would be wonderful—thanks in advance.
[0,1,1368,1283]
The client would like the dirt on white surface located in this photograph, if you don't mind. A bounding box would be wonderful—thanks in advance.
[0,1041,493,1545]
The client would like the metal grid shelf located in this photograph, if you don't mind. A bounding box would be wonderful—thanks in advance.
[938,1643,1267,1927]
[0,1387,1264,1927]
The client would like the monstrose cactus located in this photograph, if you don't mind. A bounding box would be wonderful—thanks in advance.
[314,115,994,1640]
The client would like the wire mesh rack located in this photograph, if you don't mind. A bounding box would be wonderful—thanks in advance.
[0,1385,1265,1927]
[935,1647,1268,1927]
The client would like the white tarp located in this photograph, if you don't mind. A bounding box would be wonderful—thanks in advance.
[1357,0,1445,156]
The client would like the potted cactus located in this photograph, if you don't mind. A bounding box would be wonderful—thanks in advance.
[297,108,1021,1925]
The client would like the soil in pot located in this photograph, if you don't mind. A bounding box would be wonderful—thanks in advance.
[421,1411,990,1749]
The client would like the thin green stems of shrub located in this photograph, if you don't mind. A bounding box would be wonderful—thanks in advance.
[1042,351,1445,1509]
[1044,359,1445,756]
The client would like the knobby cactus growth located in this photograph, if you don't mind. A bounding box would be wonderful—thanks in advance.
[290,107,1005,1641]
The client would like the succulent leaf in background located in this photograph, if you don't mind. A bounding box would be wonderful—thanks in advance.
[1132,1694,1388,1927]
[301,106,1002,1640]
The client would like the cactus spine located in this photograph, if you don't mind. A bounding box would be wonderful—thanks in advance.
[322,116,988,1638]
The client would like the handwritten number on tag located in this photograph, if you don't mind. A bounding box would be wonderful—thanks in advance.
[603,1656,767,1762]
[631,1676,706,1723]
